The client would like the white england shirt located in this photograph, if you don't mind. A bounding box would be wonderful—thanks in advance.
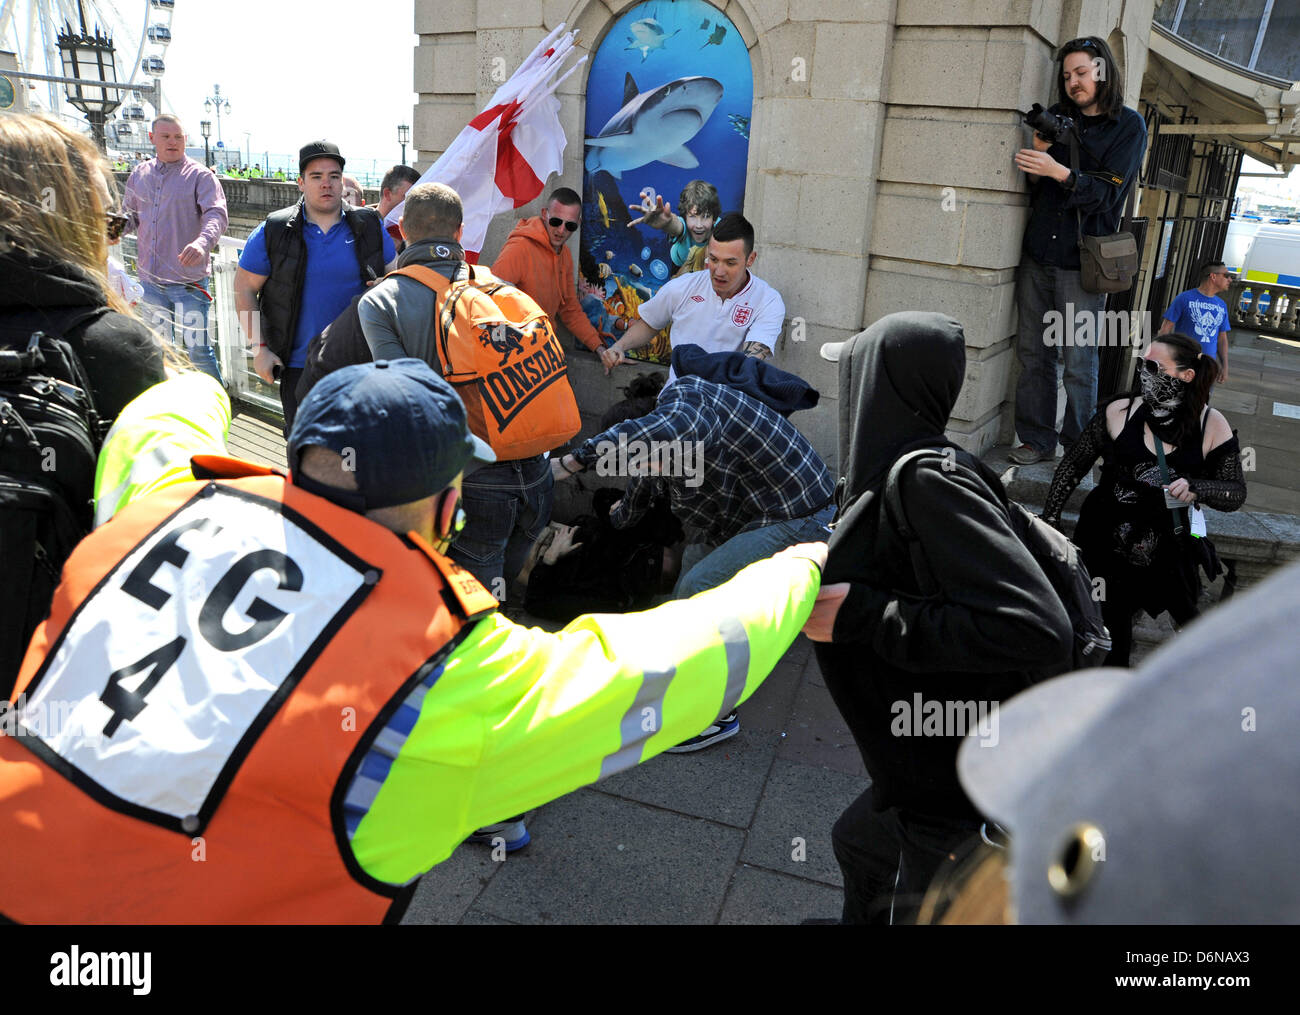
[636,269,785,381]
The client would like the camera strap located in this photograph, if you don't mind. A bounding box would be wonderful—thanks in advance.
[1068,135,1137,243]
[1068,134,1140,293]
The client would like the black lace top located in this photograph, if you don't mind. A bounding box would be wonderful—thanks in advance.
[1043,400,1247,528]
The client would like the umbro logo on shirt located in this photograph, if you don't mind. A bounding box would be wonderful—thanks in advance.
[690,294,706,302]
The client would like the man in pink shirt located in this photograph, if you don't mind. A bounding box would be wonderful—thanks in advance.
[124,113,228,383]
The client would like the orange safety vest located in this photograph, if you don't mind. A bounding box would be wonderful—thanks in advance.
[0,457,498,924]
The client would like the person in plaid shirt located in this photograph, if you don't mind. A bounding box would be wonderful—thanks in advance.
[554,368,834,750]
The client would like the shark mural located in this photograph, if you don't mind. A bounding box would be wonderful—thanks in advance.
[625,18,680,62]
[584,73,723,179]
[580,0,754,367]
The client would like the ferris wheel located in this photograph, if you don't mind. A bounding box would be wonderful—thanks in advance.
[0,0,175,145]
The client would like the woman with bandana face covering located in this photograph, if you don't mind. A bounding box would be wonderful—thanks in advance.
[1042,332,1246,666]
[805,312,1072,924]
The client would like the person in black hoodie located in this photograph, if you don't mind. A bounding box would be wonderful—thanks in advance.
[0,115,166,420]
[807,311,1071,924]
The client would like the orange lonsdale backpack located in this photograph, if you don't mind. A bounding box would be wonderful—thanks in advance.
[394,264,581,460]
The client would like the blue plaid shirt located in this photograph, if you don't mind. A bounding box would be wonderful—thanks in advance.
[571,376,834,544]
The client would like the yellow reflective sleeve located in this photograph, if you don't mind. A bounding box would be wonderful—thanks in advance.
[93,373,231,525]
[350,555,821,884]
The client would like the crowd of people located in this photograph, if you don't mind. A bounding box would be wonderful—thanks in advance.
[0,31,1281,927]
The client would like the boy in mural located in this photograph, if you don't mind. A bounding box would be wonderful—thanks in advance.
[630,179,721,273]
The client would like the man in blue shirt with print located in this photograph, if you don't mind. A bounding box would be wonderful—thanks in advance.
[1160,259,1231,384]
[234,141,395,432]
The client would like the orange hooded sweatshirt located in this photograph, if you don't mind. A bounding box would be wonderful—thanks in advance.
[492,217,602,352]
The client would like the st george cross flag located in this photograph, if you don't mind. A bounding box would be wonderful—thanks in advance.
[384,24,586,262]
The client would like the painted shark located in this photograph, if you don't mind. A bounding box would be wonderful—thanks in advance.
[625,17,680,62]
[584,73,724,179]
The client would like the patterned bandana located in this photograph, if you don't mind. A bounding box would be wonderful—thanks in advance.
[1140,366,1187,419]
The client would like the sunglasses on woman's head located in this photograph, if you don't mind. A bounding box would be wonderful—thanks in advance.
[105,211,128,242]
[547,217,578,232]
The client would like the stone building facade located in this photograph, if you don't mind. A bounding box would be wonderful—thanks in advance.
[410,0,1161,469]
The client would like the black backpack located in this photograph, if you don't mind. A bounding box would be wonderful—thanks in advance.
[0,314,108,686]
[883,448,1111,681]
[524,487,684,622]
[295,293,371,402]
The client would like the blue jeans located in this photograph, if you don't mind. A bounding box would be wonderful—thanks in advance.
[450,455,554,601]
[141,278,223,385]
[673,503,835,600]
[1013,256,1105,454]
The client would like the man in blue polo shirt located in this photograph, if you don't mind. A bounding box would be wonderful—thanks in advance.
[1160,259,1231,384]
[234,141,395,431]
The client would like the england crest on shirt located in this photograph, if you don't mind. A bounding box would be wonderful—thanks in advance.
[732,305,752,327]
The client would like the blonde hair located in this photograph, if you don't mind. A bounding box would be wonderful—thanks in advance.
[0,114,131,318]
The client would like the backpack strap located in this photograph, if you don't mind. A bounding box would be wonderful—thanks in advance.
[390,264,465,376]
[882,448,951,597]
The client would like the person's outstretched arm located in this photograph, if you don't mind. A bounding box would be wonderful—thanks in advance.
[348,546,825,883]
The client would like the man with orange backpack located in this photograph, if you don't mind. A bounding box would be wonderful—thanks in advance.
[357,182,580,609]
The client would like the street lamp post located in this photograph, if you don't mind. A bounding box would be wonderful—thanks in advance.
[200,119,211,168]
[398,123,410,166]
[56,1,120,153]
[203,83,231,166]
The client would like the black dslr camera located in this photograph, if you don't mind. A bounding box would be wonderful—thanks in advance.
[1020,103,1075,144]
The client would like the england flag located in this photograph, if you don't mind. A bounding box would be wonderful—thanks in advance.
[384,24,586,262]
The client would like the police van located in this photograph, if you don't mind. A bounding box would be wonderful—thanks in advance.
[1236,223,1299,317]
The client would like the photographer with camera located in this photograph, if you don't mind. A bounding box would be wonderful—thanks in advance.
[1009,37,1147,466]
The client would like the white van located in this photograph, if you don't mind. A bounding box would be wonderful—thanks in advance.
[1241,224,1300,286]
[1237,224,1300,316]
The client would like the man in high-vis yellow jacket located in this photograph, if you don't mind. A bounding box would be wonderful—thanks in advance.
[0,359,824,923]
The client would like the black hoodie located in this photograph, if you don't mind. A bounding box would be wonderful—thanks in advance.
[817,312,1071,819]
[0,245,165,421]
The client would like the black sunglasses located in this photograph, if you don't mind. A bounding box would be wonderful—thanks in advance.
[548,216,578,232]
[105,211,128,242]
[1063,38,1100,51]
[1141,359,1166,376]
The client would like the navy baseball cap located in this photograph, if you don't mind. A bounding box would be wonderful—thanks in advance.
[299,140,345,173]
[288,359,494,510]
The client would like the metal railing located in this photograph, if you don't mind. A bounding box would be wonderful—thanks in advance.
[1230,278,1299,338]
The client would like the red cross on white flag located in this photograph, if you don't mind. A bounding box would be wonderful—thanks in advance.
[384,25,586,262]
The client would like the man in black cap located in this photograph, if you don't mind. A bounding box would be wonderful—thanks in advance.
[0,360,828,923]
[234,140,396,432]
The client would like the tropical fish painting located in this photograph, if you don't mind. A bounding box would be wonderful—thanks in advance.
[582,0,753,367]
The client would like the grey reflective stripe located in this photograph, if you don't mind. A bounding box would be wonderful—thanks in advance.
[598,662,676,781]
[596,615,752,780]
[716,616,750,719]
[94,443,180,527]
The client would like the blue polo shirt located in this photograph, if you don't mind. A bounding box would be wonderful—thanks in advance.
[1163,288,1230,359]
[240,210,395,368]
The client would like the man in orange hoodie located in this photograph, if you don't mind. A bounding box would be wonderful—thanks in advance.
[493,187,604,355]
